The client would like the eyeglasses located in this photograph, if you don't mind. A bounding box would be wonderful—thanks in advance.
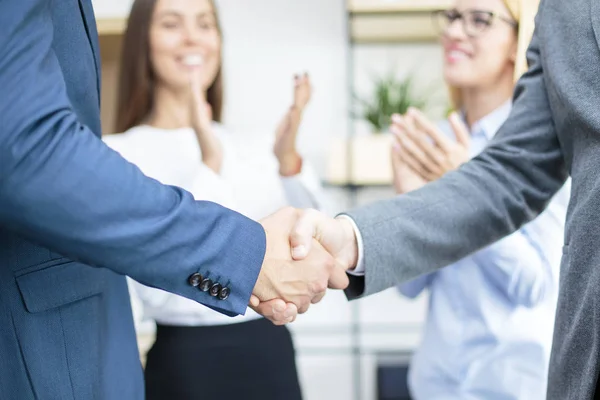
[432,8,518,38]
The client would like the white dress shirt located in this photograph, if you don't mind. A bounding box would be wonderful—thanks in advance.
[103,122,328,328]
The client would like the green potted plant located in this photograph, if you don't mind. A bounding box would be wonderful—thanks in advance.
[336,71,437,185]
[353,71,432,133]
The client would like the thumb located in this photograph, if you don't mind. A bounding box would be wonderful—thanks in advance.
[189,70,207,106]
[249,294,260,307]
[205,103,213,121]
[449,112,470,147]
[289,209,322,260]
[328,263,350,290]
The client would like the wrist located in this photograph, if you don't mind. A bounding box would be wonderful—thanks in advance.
[335,217,359,271]
[278,152,303,176]
[202,155,223,174]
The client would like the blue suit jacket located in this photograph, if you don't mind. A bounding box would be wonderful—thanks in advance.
[0,1,266,399]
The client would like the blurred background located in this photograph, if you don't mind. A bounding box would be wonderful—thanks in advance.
[93,1,451,399]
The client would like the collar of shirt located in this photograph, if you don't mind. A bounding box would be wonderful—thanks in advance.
[463,100,513,140]
[451,100,512,157]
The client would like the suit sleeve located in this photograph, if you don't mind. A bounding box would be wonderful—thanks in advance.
[344,2,568,299]
[0,0,264,316]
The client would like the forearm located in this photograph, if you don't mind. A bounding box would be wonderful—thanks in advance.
[195,134,223,174]
[0,123,265,314]
[0,0,264,316]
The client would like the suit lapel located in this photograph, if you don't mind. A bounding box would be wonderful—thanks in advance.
[77,0,101,106]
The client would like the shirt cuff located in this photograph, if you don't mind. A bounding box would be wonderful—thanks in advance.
[335,215,365,276]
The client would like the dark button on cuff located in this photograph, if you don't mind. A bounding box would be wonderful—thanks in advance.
[199,278,213,292]
[209,283,222,297]
[218,287,230,300]
[188,273,203,287]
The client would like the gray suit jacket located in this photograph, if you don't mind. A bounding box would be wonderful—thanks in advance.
[345,1,600,398]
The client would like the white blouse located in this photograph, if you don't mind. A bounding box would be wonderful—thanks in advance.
[103,123,329,328]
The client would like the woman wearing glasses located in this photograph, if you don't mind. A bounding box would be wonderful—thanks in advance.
[391,0,570,398]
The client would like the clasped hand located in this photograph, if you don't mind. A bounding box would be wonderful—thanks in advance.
[250,207,359,325]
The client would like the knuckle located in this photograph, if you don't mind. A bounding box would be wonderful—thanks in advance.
[305,208,319,219]
[311,279,327,294]
[324,256,336,271]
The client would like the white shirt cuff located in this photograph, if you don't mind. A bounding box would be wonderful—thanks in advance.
[335,215,365,276]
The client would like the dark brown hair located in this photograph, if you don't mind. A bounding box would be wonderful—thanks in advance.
[115,0,223,133]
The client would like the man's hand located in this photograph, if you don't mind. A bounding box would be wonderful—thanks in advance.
[250,207,350,324]
[289,209,359,271]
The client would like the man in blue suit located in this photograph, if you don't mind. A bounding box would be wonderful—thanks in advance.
[0,1,348,398]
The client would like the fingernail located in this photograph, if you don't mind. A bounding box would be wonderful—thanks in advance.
[292,245,307,259]
[391,114,402,124]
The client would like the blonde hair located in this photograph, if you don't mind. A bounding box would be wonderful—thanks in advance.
[448,0,541,110]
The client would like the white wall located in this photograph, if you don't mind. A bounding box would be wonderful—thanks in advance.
[92,0,133,18]
[216,0,349,175]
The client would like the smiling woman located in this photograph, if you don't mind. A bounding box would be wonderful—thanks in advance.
[115,0,224,131]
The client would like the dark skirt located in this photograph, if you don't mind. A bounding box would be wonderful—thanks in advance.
[144,318,303,400]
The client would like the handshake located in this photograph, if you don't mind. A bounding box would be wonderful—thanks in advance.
[249,207,359,325]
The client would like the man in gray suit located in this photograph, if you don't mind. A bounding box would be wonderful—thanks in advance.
[255,0,599,398]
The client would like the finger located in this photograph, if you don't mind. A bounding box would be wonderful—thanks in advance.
[297,299,311,314]
[407,108,453,153]
[448,112,470,147]
[283,303,298,323]
[311,291,326,304]
[189,72,210,121]
[249,294,260,307]
[303,73,311,87]
[391,140,402,169]
[328,264,350,290]
[250,298,291,325]
[189,70,203,99]
[391,124,442,177]
[205,103,213,121]
[392,115,446,174]
[395,138,438,181]
[289,208,322,260]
